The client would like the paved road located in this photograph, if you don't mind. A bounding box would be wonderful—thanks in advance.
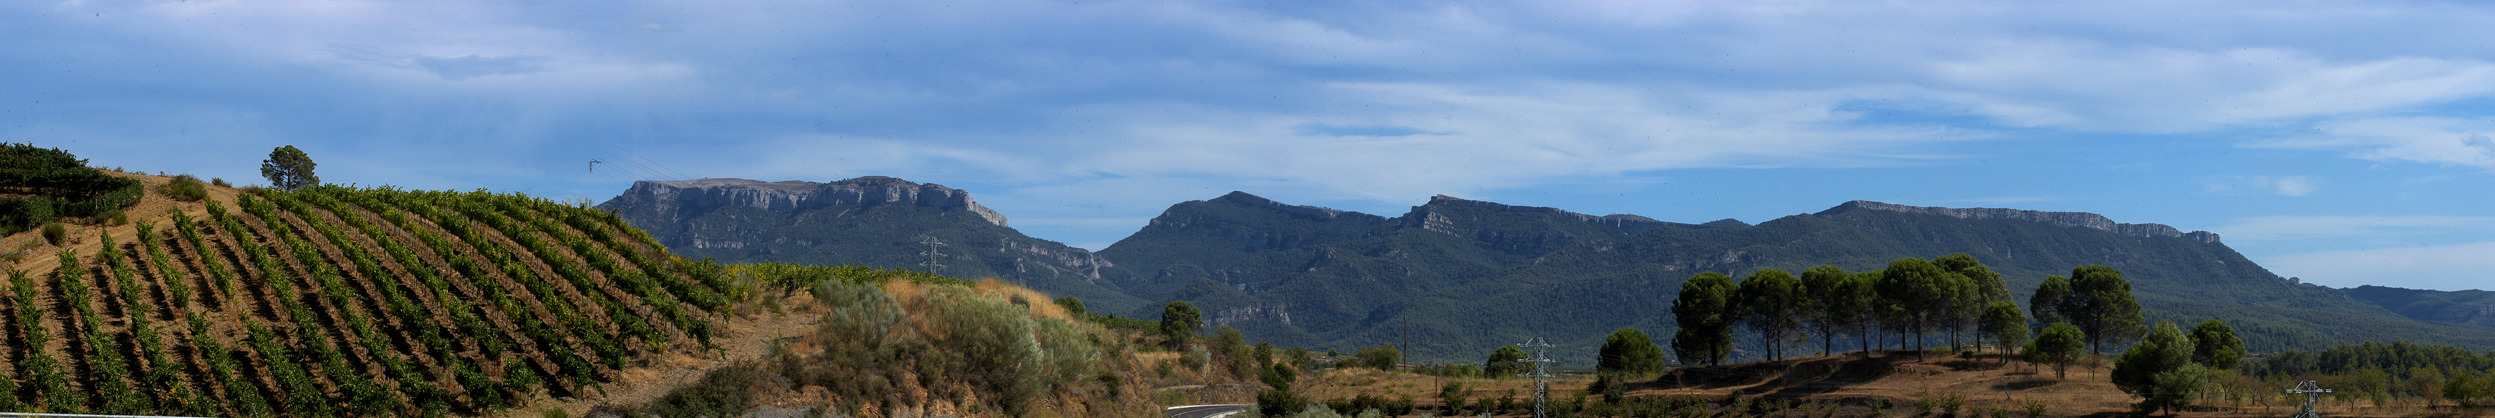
[1164,404,1249,418]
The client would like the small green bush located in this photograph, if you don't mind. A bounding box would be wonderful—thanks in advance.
[41,222,67,246]
[164,175,209,202]
[1257,389,1304,416]
[635,363,767,417]
[211,178,230,187]
[2024,399,2048,417]
[104,210,126,225]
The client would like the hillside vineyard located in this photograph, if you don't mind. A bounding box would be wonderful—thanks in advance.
[2,187,730,416]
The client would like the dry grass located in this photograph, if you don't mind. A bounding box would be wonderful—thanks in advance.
[1278,351,2467,417]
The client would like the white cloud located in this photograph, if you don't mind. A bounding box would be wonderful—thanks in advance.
[2248,117,2495,170]
[2261,241,2495,291]
[2217,215,2495,242]
[2201,175,2319,197]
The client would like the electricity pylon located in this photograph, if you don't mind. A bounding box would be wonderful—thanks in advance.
[2288,380,2331,418]
[1519,337,1556,418]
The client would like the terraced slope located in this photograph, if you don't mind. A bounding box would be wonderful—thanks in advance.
[2,185,730,416]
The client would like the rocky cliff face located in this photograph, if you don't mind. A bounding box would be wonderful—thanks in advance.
[1408,195,1673,233]
[597,176,1150,314]
[602,177,1009,227]
[1824,200,2222,244]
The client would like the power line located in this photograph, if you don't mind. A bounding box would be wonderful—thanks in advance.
[616,148,695,181]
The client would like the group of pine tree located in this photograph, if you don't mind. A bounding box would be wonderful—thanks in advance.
[1631,253,2495,413]
[1665,255,2141,367]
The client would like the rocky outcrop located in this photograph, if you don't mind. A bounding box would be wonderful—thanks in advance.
[1212,303,1293,327]
[1210,191,1361,221]
[1410,195,1675,232]
[1822,200,2221,244]
[601,176,1008,226]
[997,237,1117,283]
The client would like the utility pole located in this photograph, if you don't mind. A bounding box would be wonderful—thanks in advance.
[1520,337,1556,418]
[1401,315,1409,370]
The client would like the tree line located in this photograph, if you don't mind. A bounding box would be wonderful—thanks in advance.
[1668,254,2149,365]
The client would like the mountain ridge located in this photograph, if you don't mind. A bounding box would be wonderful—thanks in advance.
[598,176,1150,314]
[595,176,2495,363]
[1822,200,2221,243]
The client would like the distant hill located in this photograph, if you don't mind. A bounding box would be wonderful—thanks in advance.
[2345,285,2495,330]
[592,177,2495,364]
[1100,194,2495,363]
[596,177,1150,314]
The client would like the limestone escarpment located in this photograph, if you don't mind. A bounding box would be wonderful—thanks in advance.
[598,176,1150,314]
[1823,200,2221,244]
[1409,194,1672,233]
[603,176,1008,227]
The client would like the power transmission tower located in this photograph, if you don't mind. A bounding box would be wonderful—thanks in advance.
[918,235,946,274]
[1519,337,1556,418]
[2287,380,2331,418]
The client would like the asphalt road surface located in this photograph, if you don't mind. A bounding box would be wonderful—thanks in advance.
[1165,404,1249,418]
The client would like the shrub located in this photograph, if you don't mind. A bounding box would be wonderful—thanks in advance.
[1258,389,1305,416]
[164,175,209,202]
[637,363,768,417]
[2024,399,2049,417]
[1354,344,1399,370]
[104,210,126,225]
[41,222,67,246]
[211,178,230,187]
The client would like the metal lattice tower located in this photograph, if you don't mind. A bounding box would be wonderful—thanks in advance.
[918,235,947,273]
[1518,337,1556,418]
[2287,380,2332,418]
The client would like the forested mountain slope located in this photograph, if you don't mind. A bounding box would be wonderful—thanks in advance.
[2345,285,2495,330]
[1101,195,2495,363]
[587,176,2494,365]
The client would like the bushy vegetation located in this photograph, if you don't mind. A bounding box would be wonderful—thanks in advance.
[161,174,209,202]
[1,143,142,236]
[659,267,1135,417]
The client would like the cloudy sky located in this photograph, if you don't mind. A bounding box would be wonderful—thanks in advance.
[8,0,2495,290]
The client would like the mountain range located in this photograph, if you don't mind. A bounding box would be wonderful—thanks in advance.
[597,177,2495,363]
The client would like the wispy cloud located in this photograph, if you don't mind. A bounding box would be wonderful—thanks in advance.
[2247,117,2495,170]
[2261,241,2495,291]
[2201,175,2319,197]
[2216,215,2495,242]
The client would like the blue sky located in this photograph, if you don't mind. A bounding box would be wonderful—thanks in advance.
[8,1,2495,291]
